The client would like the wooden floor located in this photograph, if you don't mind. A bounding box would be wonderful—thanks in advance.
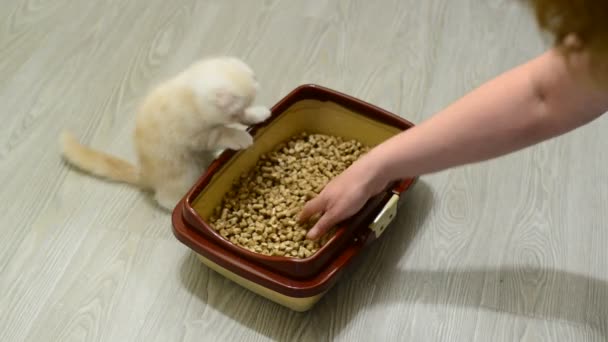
[1,0,607,341]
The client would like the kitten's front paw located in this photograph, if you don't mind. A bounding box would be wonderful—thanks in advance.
[218,128,254,150]
[242,106,271,125]
[230,131,254,149]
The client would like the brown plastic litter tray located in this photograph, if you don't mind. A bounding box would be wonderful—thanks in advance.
[172,84,417,311]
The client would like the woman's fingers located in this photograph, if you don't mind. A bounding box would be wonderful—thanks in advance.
[299,191,341,240]
[305,210,339,240]
[298,193,326,222]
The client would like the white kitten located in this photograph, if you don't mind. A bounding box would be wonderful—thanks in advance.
[60,57,271,210]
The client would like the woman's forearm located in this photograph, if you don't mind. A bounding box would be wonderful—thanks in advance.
[365,49,608,183]
[300,48,608,240]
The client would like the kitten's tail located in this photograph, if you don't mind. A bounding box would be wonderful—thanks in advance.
[60,131,141,186]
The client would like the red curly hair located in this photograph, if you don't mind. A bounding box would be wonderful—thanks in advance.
[527,0,608,79]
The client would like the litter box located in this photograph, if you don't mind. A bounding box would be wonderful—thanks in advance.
[171,84,417,311]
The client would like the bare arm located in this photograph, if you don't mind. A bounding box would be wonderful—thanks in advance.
[373,49,608,181]
[301,48,608,240]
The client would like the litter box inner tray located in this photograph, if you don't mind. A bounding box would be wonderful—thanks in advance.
[180,84,415,280]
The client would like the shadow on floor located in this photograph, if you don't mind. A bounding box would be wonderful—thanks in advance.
[178,180,607,339]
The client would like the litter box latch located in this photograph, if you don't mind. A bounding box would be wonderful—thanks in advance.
[369,194,399,238]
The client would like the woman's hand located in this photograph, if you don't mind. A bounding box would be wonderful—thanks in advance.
[298,154,390,240]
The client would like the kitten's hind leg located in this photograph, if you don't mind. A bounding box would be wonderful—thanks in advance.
[154,189,182,211]
[154,179,194,210]
[152,163,203,211]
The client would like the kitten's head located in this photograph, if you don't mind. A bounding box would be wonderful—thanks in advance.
[187,57,260,125]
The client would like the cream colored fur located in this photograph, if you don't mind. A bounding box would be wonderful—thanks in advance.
[60,57,271,210]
